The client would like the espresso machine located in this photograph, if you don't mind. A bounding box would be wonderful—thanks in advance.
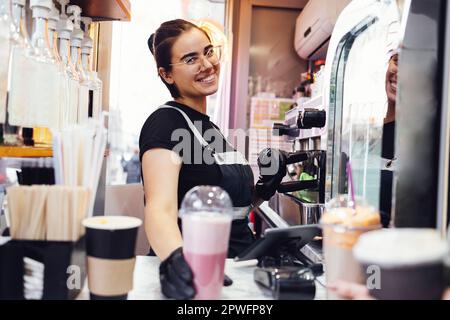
[250,104,327,266]
[270,105,327,227]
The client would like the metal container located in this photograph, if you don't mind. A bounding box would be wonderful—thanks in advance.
[278,193,324,226]
[312,137,321,150]
[298,139,310,151]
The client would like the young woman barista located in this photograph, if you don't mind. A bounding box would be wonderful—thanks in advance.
[140,19,284,299]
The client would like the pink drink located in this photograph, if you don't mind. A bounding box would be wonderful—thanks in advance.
[184,251,227,300]
[182,212,232,300]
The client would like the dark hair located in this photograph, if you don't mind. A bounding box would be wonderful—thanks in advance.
[148,19,211,98]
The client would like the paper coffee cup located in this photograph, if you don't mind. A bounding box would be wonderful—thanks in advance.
[354,228,449,300]
[82,216,142,300]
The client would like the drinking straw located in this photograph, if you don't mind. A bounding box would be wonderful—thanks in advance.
[87,124,107,217]
[75,132,84,186]
[52,131,63,184]
[61,130,72,186]
[81,129,93,188]
[51,119,107,219]
[70,131,77,186]
[346,161,356,210]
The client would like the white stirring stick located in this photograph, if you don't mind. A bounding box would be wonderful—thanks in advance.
[36,186,47,240]
[14,189,23,239]
[46,187,54,240]
[46,186,61,241]
[64,187,70,241]
[29,186,46,240]
[6,191,15,238]
[41,187,48,240]
[78,188,89,237]
[56,187,64,240]
[6,188,19,239]
[71,188,78,241]
[22,187,31,239]
[30,186,39,240]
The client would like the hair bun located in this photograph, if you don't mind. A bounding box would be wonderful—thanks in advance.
[147,33,156,55]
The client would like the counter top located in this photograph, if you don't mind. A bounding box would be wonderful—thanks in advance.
[79,256,327,300]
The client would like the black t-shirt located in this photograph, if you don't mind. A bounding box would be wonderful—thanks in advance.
[139,101,234,208]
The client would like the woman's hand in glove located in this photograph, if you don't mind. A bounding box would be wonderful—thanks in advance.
[255,148,287,200]
[160,247,233,299]
[159,247,196,299]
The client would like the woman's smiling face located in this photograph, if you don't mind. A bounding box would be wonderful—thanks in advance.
[162,28,221,100]
[385,53,398,103]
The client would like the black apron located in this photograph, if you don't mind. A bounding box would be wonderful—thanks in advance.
[157,105,255,258]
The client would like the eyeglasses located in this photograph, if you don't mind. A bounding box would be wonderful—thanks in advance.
[170,45,222,74]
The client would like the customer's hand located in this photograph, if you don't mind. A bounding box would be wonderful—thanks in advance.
[327,280,373,300]
[443,287,450,300]
[159,247,196,299]
[329,281,450,300]
[255,148,287,201]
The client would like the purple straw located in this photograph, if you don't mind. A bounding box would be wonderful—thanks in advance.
[346,161,356,210]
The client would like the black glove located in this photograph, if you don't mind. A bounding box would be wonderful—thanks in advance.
[159,247,196,299]
[255,148,287,201]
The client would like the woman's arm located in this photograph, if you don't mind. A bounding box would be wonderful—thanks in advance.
[141,148,183,260]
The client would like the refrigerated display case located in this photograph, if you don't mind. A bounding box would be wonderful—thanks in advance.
[323,0,400,207]
[323,0,450,233]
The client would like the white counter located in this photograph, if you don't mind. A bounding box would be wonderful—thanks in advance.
[79,256,327,300]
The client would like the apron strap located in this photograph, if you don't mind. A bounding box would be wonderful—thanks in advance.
[158,105,210,149]
[159,105,252,219]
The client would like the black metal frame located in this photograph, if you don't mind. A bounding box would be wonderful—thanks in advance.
[326,15,378,201]
[393,0,447,228]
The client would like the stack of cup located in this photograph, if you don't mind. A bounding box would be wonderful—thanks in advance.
[82,216,142,300]
[180,186,233,300]
[320,195,381,299]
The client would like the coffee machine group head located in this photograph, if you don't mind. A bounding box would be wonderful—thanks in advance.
[255,148,326,203]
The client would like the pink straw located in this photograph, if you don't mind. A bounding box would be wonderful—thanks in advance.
[346,161,356,210]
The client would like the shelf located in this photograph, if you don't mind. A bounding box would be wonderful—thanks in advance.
[0,146,53,158]
[297,127,326,140]
[69,0,131,22]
